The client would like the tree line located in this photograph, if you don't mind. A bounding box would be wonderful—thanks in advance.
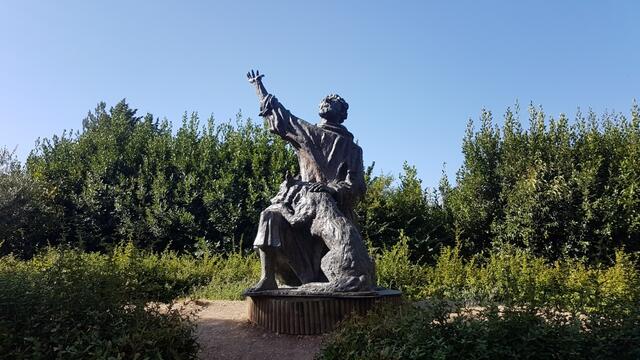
[1,100,638,264]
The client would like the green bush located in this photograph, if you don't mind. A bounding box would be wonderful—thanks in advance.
[318,303,640,360]
[190,251,260,300]
[6,100,640,266]
[448,103,640,263]
[376,237,640,317]
[107,242,259,301]
[2,240,637,359]
[0,248,199,359]
[374,233,429,300]
[0,147,60,258]
[0,244,263,358]
[25,101,297,255]
[435,246,638,316]
[359,163,454,264]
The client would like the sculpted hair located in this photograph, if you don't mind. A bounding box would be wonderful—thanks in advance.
[323,94,349,121]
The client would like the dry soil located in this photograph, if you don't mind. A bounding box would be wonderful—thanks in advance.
[193,300,324,360]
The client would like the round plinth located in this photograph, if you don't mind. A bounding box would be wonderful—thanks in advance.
[245,289,402,335]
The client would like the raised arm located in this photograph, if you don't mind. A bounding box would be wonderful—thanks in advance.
[246,69,311,147]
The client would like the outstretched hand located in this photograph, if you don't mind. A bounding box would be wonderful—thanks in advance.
[246,69,264,84]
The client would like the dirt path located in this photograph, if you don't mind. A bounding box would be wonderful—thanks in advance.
[194,300,324,360]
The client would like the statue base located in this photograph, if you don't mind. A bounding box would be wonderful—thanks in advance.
[243,288,402,335]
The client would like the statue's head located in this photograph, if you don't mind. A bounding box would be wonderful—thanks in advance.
[319,94,349,124]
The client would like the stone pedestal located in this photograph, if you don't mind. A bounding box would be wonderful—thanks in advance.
[244,289,402,335]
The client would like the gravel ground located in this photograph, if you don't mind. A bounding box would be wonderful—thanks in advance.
[194,300,324,360]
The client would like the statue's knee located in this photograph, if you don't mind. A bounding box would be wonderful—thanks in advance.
[261,205,282,219]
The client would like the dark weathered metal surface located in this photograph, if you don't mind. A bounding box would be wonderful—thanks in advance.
[247,291,402,335]
[246,69,375,293]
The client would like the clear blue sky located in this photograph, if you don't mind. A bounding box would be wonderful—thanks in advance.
[1,0,638,187]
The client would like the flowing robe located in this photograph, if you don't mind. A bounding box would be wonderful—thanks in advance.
[253,94,367,286]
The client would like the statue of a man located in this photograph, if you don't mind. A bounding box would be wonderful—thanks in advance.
[247,70,375,293]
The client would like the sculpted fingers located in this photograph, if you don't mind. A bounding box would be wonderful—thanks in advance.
[309,183,333,193]
[247,69,265,83]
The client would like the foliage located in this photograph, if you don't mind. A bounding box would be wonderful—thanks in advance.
[0,244,262,358]
[0,147,60,258]
[375,236,640,316]
[190,250,260,300]
[360,102,640,265]
[358,163,454,263]
[318,302,640,360]
[3,98,640,358]
[448,102,640,263]
[2,240,638,358]
[330,238,640,359]
[90,242,259,302]
[24,100,297,254]
[0,247,199,359]
[373,232,429,300]
[4,100,640,265]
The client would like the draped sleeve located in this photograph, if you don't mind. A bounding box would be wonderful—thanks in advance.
[261,94,314,150]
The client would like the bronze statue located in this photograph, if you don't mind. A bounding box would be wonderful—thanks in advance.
[247,70,375,293]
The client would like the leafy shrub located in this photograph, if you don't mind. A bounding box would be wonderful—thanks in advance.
[0,147,60,258]
[107,242,259,301]
[0,248,199,359]
[318,303,640,360]
[452,247,635,316]
[6,100,640,266]
[358,163,454,264]
[2,239,637,359]
[374,233,429,300]
[190,251,260,300]
[0,243,265,358]
[25,101,297,255]
[110,242,215,302]
[377,238,640,317]
[448,103,640,263]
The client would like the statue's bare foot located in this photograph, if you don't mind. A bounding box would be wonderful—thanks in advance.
[249,277,278,292]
